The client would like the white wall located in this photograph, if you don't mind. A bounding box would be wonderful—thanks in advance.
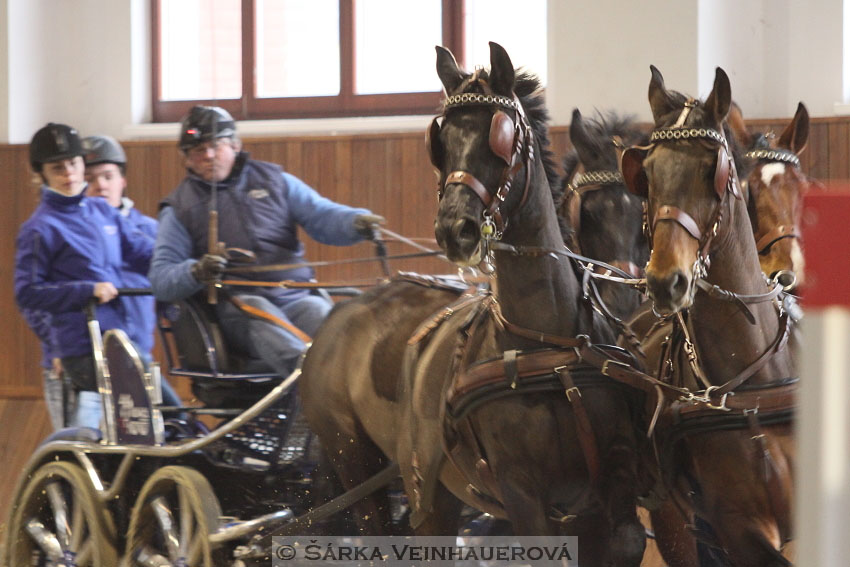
[547,0,700,125]
[3,0,139,144]
[0,0,846,143]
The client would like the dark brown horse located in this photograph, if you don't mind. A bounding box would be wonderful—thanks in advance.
[621,66,796,567]
[557,109,649,321]
[398,42,646,565]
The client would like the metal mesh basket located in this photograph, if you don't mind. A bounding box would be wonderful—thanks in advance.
[208,392,315,470]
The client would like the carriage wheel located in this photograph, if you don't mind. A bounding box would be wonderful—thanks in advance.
[124,466,224,567]
[5,460,118,566]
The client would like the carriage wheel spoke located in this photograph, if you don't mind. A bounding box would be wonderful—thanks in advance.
[187,531,204,565]
[24,518,62,559]
[178,484,194,559]
[151,496,180,560]
[76,538,94,566]
[46,481,71,550]
[70,489,86,551]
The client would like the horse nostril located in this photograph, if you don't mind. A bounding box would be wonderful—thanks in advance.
[671,271,690,299]
[453,218,479,247]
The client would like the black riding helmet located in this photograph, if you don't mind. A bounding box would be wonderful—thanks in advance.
[83,135,127,170]
[178,105,236,151]
[29,123,85,171]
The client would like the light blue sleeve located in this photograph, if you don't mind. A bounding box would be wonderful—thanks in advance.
[148,207,204,302]
[282,172,371,246]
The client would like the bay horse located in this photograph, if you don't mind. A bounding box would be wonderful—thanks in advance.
[727,101,821,289]
[397,42,646,565]
[620,66,796,567]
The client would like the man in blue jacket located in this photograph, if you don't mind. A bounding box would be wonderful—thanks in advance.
[15,123,154,428]
[83,134,182,409]
[149,105,384,381]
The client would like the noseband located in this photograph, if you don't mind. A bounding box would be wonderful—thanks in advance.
[426,71,535,237]
[744,146,802,256]
[622,100,742,276]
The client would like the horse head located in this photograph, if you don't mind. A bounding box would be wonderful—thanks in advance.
[730,101,819,289]
[429,42,540,267]
[622,66,742,315]
[561,109,649,319]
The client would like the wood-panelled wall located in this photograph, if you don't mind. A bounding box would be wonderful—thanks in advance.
[1,115,848,464]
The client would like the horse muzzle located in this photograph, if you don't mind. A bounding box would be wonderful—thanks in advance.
[646,268,694,315]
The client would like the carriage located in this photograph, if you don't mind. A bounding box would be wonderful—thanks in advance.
[3,42,813,567]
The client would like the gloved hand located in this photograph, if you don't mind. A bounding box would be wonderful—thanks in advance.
[353,213,386,240]
[191,254,228,284]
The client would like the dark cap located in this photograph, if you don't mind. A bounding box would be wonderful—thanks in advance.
[83,135,127,168]
[178,105,236,151]
[29,123,84,170]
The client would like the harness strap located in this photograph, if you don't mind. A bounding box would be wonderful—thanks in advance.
[756,225,799,255]
[227,295,312,344]
[746,409,793,543]
[654,205,703,240]
[556,367,601,485]
[711,310,791,397]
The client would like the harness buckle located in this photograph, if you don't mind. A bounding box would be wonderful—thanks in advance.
[564,386,581,402]
[601,358,631,377]
[704,385,732,412]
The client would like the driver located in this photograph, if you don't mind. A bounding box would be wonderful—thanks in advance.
[149,105,385,380]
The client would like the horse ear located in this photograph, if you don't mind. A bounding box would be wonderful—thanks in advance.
[726,100,752,149]
[488,41,515,96]
[436,46,464,94]
[620,146,650,198]
[648,65,678,125]
[778,102,810,155]
[569,108,599,165]
[704,67,732,125]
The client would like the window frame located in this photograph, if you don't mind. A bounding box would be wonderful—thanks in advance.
[151,0,465,122]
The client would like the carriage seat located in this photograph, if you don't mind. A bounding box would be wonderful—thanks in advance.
[157,296,283,409]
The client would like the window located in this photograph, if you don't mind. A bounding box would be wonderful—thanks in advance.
[152,0,546,122]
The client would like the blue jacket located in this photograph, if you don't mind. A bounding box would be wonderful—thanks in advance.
[14,188,155,358]
[118,198,159,356]
[20,308,55,369]
[149,154,370,303]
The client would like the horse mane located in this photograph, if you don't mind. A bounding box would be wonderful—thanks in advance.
[513,69,560,192]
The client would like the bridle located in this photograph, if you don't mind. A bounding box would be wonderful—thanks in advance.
[426,69,535,239]
[562,169,643,278]
[621,99,743,278]
[744,145,803,256]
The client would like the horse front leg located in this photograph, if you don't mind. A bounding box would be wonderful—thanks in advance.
[597,439,646,567]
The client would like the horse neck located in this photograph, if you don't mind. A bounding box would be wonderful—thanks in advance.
[690,194,794,385]
[493,157,589,346]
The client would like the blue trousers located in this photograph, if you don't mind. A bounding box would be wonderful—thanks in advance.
[216,293,332,378]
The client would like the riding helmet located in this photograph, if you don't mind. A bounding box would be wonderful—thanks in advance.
[29,123,85,171]
[178,105,236,151]
[82,135,127,169]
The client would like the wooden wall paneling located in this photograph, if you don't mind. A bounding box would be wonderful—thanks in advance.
[827,121,850,180]
[805,121,830,180]
[0,398,54,529]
